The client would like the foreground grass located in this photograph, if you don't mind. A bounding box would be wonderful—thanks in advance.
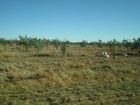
[0,82,140,105]
[0,45,140,105]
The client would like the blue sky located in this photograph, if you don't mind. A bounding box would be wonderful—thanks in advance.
[0,0,140,42]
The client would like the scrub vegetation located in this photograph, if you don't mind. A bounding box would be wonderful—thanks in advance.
[0,36,140,105]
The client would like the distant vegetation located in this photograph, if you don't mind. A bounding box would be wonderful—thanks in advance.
[0,35,139,54]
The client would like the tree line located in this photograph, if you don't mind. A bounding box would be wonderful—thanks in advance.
[0,35,140,54]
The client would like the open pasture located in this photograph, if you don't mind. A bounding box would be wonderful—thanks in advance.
[0,44,140,105]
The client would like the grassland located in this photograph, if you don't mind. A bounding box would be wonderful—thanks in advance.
[0,44,140,105]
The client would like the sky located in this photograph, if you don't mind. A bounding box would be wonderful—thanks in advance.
[0,0,140,42]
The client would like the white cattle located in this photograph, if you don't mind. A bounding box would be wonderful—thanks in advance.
[123,54,129,58]
[101,52,110,58]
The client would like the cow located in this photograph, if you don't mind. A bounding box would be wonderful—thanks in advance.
[101,52,110,58]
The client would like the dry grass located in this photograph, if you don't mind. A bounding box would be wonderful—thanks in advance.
[0,44,140,105]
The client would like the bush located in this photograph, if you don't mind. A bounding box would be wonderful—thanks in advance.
[80,40,88,47]
[61,42,67,56]
[52,39,62,49]
[18,35,33,51]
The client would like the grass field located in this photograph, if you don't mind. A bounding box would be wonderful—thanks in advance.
[0,44,140,105]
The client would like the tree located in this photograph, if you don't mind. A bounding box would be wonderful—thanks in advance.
[131,38,140,50]
[80,40,88,47]
[52,39,62,49]
[32,38,46,51]
[107,39,117,59]
[61,42,67,56]
[18,35,33,51]
[97,40,103,48]
[0,38,7,46]
[122,39,132,51]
